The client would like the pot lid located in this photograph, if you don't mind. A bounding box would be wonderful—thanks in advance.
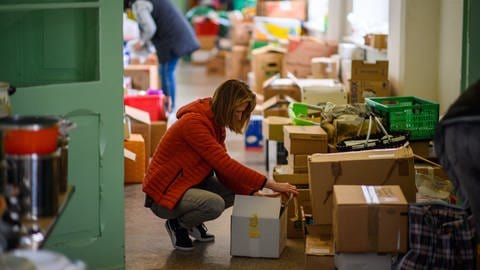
[0,115,59,131]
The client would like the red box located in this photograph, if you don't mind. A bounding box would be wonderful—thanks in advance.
[124,95,165,121]
[194,19,220,36]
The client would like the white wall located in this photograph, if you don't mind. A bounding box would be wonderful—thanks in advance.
[388,0,463,114]
[438,0,463,114]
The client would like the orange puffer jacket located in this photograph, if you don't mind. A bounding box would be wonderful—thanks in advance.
[143,98,266,210]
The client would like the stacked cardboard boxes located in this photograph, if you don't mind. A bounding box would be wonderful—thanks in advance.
[283,36,338,78]
[307,146,416,225]
[332,185,408,269]
[349,60,390,104]
[251,45,286,94]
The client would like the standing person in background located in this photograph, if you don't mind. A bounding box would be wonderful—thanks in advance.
[125,0,200,113]
[143,79,298,251]
[434,79,480,241]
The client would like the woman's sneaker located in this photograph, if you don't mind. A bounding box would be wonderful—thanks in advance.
[165,219,194,251]
[188,223,215,242]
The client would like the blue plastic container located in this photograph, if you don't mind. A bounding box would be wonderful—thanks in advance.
[244,115,263,149]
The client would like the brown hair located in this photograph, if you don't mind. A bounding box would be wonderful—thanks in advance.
[211,79,256,133]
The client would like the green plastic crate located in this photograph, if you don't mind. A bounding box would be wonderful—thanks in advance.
[288,102,320,126]
[365,96,439,140]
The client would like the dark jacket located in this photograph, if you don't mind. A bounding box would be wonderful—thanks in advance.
[148,0,199,62]
[143,98,266,210]
[435,79,480,159]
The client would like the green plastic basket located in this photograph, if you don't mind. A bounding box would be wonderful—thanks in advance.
[365,96,439,140]
[288,102,320,126]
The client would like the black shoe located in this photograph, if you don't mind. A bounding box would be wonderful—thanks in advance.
[165,219,194,251]
[188,223,215,242]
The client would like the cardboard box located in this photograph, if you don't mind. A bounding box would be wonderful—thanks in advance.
[123,64,160,90]
[409,140,434,159]
[256,0,307,21]
[261,95,292,118]
[125,105,151,160]
[368,34,388,50]
[305,225,335,270]
[311,57,339,79]
[230,21,253,46]
[206,55,225,75]
[124,134,146,184]
[349,79,390,104]
[283,37,338,78]
[150,121,167,156]
[351,60,388,81]
[226,45,250,81]
[262,116,291,141]
[335,253,392,270]
[230,195,288,258]
[288,154,308,173]
[283,125,328,154]
[307,146,416,224]
[197,35,217,50]
[251,46,286,95]
[297,78,347,106]
[262,74,302,102]
[333,185,408,253]
[272,164,309,185]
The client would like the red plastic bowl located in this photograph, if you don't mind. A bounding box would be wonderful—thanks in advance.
[0,116,60,155]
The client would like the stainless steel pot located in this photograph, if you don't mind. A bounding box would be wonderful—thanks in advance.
[6,150,60,220]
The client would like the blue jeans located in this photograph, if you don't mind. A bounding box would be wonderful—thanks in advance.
[159,57,179,110]
[149,175,235,229]
[435,116,480,240]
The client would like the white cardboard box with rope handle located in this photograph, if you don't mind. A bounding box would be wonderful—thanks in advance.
[230,194,292,258]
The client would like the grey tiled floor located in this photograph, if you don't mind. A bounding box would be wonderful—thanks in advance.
[124,62,306,269]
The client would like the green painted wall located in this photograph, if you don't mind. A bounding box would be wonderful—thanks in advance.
[0,1,125,269]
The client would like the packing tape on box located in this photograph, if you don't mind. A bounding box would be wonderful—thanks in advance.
[249,214,260,238]
[362,185,379,251]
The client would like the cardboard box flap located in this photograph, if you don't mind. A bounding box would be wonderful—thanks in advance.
[261,95,296,110]
[272,164,309,185]
[125,105,151,124]
[233,195,281,219]
[251,45,287,56]
[263,73,301,90]
[334,185,407,206]
[309,146,413,163]
[284,125,327,140]
[305,225,333,256]
[297,78,344,92]
[351,60,388,81]
[264,116,292,125]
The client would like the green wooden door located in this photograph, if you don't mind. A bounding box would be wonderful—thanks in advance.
[462,0,480,88]
[0,1,124,269]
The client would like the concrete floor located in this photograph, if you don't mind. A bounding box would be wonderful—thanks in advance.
[124,62,306,269]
